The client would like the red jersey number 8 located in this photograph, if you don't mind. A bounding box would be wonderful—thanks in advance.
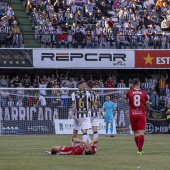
[133,95,140,107]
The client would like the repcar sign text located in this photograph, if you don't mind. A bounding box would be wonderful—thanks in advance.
[41,53,126,63]
[33,49,135,68]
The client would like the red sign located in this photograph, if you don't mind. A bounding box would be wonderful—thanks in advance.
[135,50,170,68]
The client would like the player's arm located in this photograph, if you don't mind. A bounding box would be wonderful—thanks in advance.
[73,137,86,145]
[71,92,77,120]
[35,99,40,106]
[113,107,116,116]
[145,102,150,118]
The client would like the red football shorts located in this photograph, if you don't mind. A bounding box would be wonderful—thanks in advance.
[130,116,146,131]
[59,147,75,155]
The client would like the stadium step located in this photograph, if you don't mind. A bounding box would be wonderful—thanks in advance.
[10,1,39,48]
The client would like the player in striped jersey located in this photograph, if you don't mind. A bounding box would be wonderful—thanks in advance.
[45,136,98,155]
[86,80,100,139]
[71,80,91,143]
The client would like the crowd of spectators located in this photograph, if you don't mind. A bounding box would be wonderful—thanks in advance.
[0,70,170,110]
[0,1,24,48]
[22,0,170,49]
[0,0,170,48]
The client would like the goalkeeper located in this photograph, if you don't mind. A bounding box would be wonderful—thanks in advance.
[103,96,116,137]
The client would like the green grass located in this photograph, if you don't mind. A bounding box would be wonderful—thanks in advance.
[0,134,170,170]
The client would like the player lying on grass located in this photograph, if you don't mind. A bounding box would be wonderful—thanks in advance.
[45,137,98,155]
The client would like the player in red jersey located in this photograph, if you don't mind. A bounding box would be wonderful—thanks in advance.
[125,78,150,155]
[45,137,98,155]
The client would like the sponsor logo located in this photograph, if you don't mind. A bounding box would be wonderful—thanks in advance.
[135,50,170,68]
[41,53,127,65]
[146,123,154,134]
[27,126,49,131]
[59,123,64,131]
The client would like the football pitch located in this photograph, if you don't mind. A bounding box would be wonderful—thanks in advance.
[0,134,169,170]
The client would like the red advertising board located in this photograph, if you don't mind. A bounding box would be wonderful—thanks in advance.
[135,50,170,68]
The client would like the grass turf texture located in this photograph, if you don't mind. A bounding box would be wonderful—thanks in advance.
[0,134,169,170]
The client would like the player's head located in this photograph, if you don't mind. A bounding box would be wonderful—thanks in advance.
[84,149,93,155]
[106,95,110,101]
[132,78,140,87]
[37,92,41,96]
[77,80,85,90]
[86,80,94,90]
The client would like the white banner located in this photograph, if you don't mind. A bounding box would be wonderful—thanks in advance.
[33,49,135,69]
[54,119,116,134]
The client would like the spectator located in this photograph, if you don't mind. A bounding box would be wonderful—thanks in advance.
[149,74,158,89]
[112,23,119,37]
[107,17,114,28]
[12,30,23,48]
[0,74,8,87]
[161,83,170,97]
[0,28,6,47]
[165,92,170,107]
[161,31,167,49]
[41,30,52,48]
[91,31,99,48]
[149,90,161,109]
[17,83,25,101]
[38,79,49,96]
[11,20,20,33]
[106,76,114,88]
[129,30,138,49]
[161,17,170,31]
[143,0,150,9]
[72,29,84,48]
[16,98,23,107]
[158,73,168,96]
[51,30,58,48]
[67,30,74,48]
[151,30,161,49]
[142,78,151,92]
[85,1,94,16]
[116,31,129,49]
[58,30,67,48]
[8,97,15,108]
[12,76,21,88]
[71,22,79,33]
[67,13,75,27]
[60,82,69,106]
[99,33,107,48]
[117,78,126,88]
[74,10,83,24]
[7,7,14,20]
[145,15,154,28]
[142,35,149,49]
[86,30,93,48]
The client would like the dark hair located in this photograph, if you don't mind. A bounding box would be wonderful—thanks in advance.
[77,80,85,86]
[132,78,140,86]
[86,80,94,89]
[84,150,93,155]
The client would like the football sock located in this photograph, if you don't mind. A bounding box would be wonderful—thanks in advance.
[82,133,88,142]
[138,135,144,152]
[87,134,91,142]
[106,125,108,134]
[135,136,139,147]
[51,149,57,155]
[93,131,98,139]
[110,124,113,134]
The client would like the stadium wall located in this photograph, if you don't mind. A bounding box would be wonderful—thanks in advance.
[0,49,170,69]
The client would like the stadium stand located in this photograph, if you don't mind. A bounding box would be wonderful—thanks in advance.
[0,0,169,48]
